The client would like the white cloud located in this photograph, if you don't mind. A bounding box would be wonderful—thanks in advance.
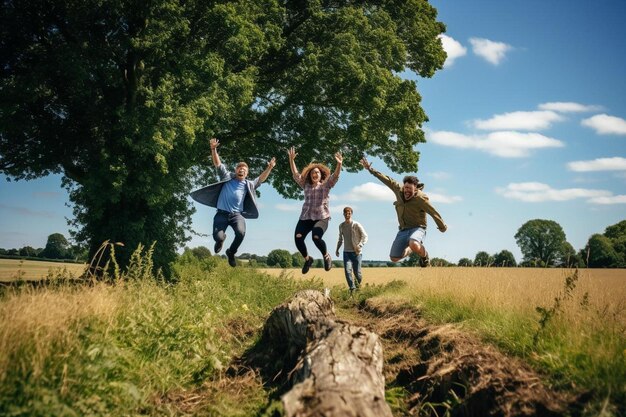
[469,37,512,65]
[428,130,564,158]
[439,34,467,67]
[581,114,626,135]
[538,102,602,113]
[427,192,463,204]
[334,182,462,204]
[588,195,626,204]
[472,110,564,131]
[496,182,614,203]
[567,157,626,172]
[335,182,394,202]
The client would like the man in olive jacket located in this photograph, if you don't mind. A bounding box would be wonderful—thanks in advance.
[191,138,275,267]
[360,157,447,267]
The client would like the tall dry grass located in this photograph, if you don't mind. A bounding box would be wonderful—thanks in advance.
[0,283,120,384]
[263,266,626,411]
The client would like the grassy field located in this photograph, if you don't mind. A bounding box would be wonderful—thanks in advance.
[1,258,624,416]
[264,266,626,411]
[259,266,626,317]
[0,259,87,281]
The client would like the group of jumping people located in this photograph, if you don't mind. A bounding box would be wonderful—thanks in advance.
[191,138,447,291]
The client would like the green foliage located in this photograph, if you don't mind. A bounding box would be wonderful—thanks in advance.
[291,251,305,268]
[582,219,626,267]
[493,249,517,267]
[266,249,292,268]
[0,252,321,416]
[473,251,493,267]
[39,233,71,260]
[515,219,568,267]
[430,257,452,267]
[402,252,420,267]
[457,257,473,267]
[0,0,446,275]
[533,270,579,346]
[585,234,622,268]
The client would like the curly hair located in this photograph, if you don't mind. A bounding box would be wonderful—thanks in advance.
[301,163,331,185]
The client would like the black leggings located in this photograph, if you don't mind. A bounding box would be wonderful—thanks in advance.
[294,218,329,258]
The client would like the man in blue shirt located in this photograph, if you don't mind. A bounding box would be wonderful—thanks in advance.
[191,138,276,266]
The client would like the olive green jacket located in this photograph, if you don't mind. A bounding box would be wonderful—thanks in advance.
[368,167,447,231]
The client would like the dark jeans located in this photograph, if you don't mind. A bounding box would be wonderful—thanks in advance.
[213,210,246,253]
[294,218,329,258]
[343,251,363,290]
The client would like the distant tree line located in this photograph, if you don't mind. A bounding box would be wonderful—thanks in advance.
[0,233,87,262]
[6,219,624,269]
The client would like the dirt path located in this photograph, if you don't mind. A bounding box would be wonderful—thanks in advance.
[337,296,577,417]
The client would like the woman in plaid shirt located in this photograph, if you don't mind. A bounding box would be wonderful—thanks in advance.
[288,146,343,274]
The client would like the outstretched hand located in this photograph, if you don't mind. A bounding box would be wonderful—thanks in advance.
[334,151,343,164]
[360,157,372,170]
[267,157,276,169]
[287,146,297,160]
[210,138,220,150]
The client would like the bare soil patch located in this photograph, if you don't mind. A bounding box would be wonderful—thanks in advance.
[344,296,579,416]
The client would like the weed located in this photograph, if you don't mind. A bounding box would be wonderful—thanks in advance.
[533,269,579,346]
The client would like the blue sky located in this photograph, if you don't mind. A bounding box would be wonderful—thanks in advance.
[2,0,626,264]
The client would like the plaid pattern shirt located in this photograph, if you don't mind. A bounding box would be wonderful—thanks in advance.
[294,173,338,220]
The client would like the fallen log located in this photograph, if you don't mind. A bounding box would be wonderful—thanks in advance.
[263,289,392,417]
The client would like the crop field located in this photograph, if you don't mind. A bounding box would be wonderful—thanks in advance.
[0,259,87,281]
[260,266,626,317]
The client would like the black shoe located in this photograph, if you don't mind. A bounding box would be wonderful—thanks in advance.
[214,240,223,254]
[302,257,314,274]
[323,254,332,271]
[225,249,236,267]
[419,253,430,267]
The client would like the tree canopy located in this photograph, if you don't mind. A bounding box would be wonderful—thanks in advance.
[493,249,516,267]
[40,233,70,259]
[514,219,569,267]
[267,249,292,268]
[0,0,446,274]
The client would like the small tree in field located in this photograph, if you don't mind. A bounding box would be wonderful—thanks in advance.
[267,249,292,268]
[493,250,517,267]
[515,219,567,267]
[474,251,494,267]
[40,233,70,259]
[458,257,473,267]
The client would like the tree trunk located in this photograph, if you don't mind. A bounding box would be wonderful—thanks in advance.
[263,289,392,417]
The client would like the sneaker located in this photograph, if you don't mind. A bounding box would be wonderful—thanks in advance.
[225,249,236,267]
[323,254,332,271]
[214,240,223,254]
[302,257,314,274]
[419,252,430,268]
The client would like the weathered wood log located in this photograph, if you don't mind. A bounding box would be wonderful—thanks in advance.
[263,289,393,417]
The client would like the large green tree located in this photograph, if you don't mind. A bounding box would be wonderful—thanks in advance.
[0,0,446,274]
[514,219,568,267]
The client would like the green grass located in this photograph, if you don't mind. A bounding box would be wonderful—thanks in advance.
[0,252,322,417]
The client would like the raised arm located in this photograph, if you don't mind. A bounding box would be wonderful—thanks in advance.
[332,151,343,180]
[210,138,221,167]
[360,156,400,192]
[257,157,276,185]
[288,146,300,177]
